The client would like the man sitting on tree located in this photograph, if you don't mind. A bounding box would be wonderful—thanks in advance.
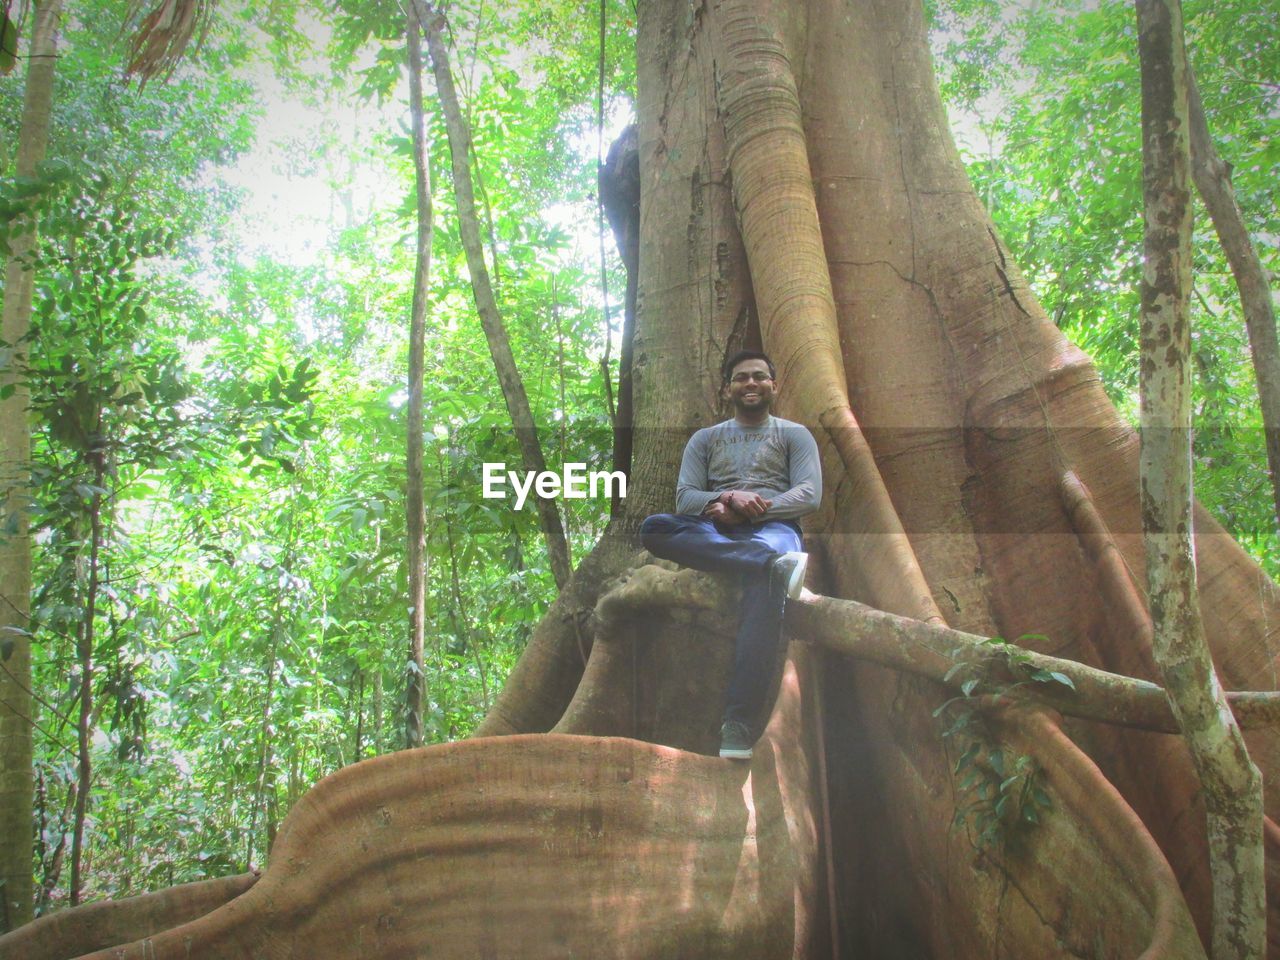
[640,350,821,760]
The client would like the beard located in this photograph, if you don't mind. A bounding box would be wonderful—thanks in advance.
[732,392,771,414]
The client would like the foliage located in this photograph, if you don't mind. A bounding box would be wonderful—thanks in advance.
[5,0,634,909]
[935,634,1069,850]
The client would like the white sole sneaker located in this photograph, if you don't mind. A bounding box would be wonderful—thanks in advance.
[776,551,808,600]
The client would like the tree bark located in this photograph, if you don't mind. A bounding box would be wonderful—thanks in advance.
[417,1,573,592]
[1137,1,1264,956]
[1185,64,1280,535]
[0,0,63,932]
[0,873,257,960]
[599,125,639,502]
[7,1,1280,957]
[403,4,433,751]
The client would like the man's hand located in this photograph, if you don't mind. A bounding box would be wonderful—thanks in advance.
[720,490,771,519]
[702,501,746,526]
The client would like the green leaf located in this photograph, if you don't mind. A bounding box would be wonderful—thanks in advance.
[954,741,981,774]
[988,750,1005,777]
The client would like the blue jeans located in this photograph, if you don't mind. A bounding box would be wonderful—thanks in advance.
[639,513,803,734]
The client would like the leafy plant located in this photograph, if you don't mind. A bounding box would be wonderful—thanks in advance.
[935,634,1070,850]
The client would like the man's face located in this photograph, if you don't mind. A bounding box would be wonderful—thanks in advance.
[725,357,776,414]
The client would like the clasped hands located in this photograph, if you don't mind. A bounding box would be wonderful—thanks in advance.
[702,490,771,526]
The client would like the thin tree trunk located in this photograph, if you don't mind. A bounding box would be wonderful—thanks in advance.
[371,663,383,756]
[288,751,300,808]
[36,777,74,915]
[471,158,502,291]
[417,1,573,591]
[247,648,276,868]
[595,0,617,431]
[264,768,278,855]
[1184,65,1280,533]
[552,275,573,545]
[444,507,490,713]
[403,3,433,751]
[68,450,105,906]
[1137,1,1264,956]
[0,0,63,930]
[247,593,282,869]
[352,667,364,762]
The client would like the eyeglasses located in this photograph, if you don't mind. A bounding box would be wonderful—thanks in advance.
[729,372,774,384]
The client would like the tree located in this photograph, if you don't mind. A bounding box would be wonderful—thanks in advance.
[3,0,1280,957]
[1137,0,1264,954]
[1,0,266,921]
[402,3,433,750]
[1185,64,1280,536]
[1,0,65,932]
[420,0,575,592]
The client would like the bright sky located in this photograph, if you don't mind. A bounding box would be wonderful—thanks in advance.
[219,15,404,268]
[214,11,1007,279]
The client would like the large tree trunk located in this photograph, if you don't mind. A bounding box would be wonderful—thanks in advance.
[0,0,63,933]
[5,0,1280,956]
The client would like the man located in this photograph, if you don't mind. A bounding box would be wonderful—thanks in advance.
[640,350,821,760]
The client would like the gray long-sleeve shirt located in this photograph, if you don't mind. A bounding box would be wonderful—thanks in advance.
[675,416,822,520]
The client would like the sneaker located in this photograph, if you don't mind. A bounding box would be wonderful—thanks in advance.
[719,720,754,760]
[769,551,808,601]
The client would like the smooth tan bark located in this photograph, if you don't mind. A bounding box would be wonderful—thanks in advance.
[608,0,1275,953]
[417,1,573,592]
[403,6,432,750]
[0,873,256,960]
[6,1,1280,957]
[0,0,62,931]
[1137,0,1264,955]
[707,0,941,627]
[1,675,824,959]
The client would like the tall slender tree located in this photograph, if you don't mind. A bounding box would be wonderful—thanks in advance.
[403,2,433,750]
[1184,65,1280,535]
[1137,0,1264,955]
[417,1,573,591]
[0,0,64,932]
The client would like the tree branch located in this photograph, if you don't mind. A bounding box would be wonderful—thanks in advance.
[790,594,1280,733]
[600,562,1280,733]
[1187,61,1280,534]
